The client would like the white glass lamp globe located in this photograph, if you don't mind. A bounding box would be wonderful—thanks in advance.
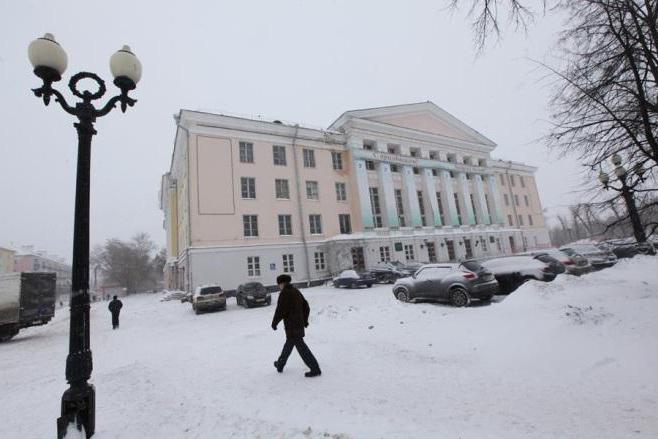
[28,33,68,76]
[109,45,142,85]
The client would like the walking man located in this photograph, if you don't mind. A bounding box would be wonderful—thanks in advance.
[272,274,321,377]
[108,295,123,330]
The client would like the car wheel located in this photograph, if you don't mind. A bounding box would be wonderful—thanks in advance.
[449,287,470,307]
[367,283,373,288]
[395,288,410,302]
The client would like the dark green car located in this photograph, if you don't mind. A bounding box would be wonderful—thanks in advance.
[236,282,271,308]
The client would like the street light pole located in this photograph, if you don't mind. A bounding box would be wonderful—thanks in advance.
[28,33,142,439]
[598,153,647,243]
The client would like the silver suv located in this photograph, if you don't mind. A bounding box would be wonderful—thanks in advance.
[392,261,498,307]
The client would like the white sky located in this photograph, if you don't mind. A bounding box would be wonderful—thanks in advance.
[0,0,582,261]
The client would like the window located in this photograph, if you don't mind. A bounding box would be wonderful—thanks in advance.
[390,164,399,173]
[365,160,375,170]
[239,141,253,163]
[303,148,316,168]
[351,247,365,270]
[520,176,526,188]
[427,242,437,263]
[282,254,294,273]
[388,146,397,154]
[454,193,463,225]
[306,181,319,200]
[395,189,406,226]
[417,191,427,226]
[404,244,415,261]
[449,171,455,179]
[504,194,509,206]
[272,145,287,166]
[275,179,290,199]
[413,167,420,175]
[363,142,374,150]
[470,194,478,224]
[510,175,516,186]
[524,195,529,206]
[528,215,534,226]
[243,215,258,237]
[446,240,456,260]
[481,236,488,252]
[247,256,260,277]
[369,187,383,228]
[309,214,323,234]
[518,215,524,226]
[314,252,326,271]
[500,174,506,185]
[436,192,446,224]
[409,148,420,157]
[278,214,292,235]
[331,151,343,170]
[464,238,473,259]
[514,194,520,206]
[429,151,437,160]
[335,182,347,201]
[339,214,352,234]
[508,214,513,226]
[379,246,391,262]
[241,177,256,199]
[431,169,439,176]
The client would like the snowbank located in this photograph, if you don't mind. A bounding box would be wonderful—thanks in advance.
[1,257,657,438]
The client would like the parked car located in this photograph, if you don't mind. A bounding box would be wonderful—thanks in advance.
[333,270,375,288]
[236,282,271,308]
[192,285,226,314]
[380,261,419,276]
[480,256,556,294]
[560,244,617,270]
[521,248,589,276]
[392,261,498,307]
[369,263,408,283]
[602,240,656,258]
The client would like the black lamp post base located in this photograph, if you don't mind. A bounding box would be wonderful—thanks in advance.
[57,383,95,439]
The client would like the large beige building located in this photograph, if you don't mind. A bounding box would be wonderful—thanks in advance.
[0,247,15,274]
[160,102,550,292]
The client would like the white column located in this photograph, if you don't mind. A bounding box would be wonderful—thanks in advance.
[474,174,491,225]
[440,170,459,226]
[422,169,442,227]
[377,162,399,229]
[354,159,374,229]
[487,174,505,224]
[402,165,422,227]
[458,172,476,225]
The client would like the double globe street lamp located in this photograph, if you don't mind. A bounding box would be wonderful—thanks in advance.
[598,153,647,243]
[28,33,142,438]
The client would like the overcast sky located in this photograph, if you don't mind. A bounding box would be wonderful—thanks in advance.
[0,0,582,261]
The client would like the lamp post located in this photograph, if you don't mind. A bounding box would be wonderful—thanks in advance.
[598,154,647,243]
[28,33,141,438]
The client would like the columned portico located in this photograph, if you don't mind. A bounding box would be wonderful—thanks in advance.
[474,174,491,224]
[422,168,442,226]
[441,170,460,226]
[457,172,476,225]
[402,165,422,227]
[486,174,505,224]
[353,158,374,229]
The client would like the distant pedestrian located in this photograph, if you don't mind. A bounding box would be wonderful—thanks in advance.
[271,274,321,377]
[108,295,123,330]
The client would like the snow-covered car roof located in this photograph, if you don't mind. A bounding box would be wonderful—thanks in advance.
[481,256,546,274]
[337,270,359,279]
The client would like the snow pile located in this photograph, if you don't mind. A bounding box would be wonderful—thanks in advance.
[1,257,657,438]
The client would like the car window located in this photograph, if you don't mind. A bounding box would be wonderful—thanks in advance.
[460,260,482,272]
[416,267,450,280]
[200,286,222,295]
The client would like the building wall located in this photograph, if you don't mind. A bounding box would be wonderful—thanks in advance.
[0,247,15,273]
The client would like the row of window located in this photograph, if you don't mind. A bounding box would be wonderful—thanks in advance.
[239,142,344,170]
[500,173,527,188]
[245,252,327,278]
[503,193,532,207]
[243,214,352,237]
[241,177,348,202]
[507,214,535,226]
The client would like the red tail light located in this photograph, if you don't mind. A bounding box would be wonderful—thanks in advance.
[462,272,477,280]
[563,259,575,265]
[542,266,552,272]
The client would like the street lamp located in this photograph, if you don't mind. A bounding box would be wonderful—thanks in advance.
[28,33,141,439]
[598,154,647,243]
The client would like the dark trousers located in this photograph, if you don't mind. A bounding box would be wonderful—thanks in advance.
[111,313,120,329]
[278,337,320,372]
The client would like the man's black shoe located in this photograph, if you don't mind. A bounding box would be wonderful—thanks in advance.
[304,370,321,378]
[274,361,284,373]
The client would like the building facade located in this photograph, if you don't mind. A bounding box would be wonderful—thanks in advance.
[12,246,72,298]
[160,102,550,292]
[0,247,15,274]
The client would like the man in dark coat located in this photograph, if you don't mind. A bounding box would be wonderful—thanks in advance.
[272,274,321,377]
[108,295,123,330]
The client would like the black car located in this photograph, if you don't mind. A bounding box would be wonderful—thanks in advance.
[532,253,566,275]
[332,270,375,288]
[236,282,271,308]
[480,256,557,295]
[369,264,408,284]
[607,241,656,259]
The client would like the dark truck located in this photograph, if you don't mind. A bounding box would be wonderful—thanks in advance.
[0,272,56,341]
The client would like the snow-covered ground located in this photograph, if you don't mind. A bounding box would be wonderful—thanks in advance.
[2,257,658,439]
